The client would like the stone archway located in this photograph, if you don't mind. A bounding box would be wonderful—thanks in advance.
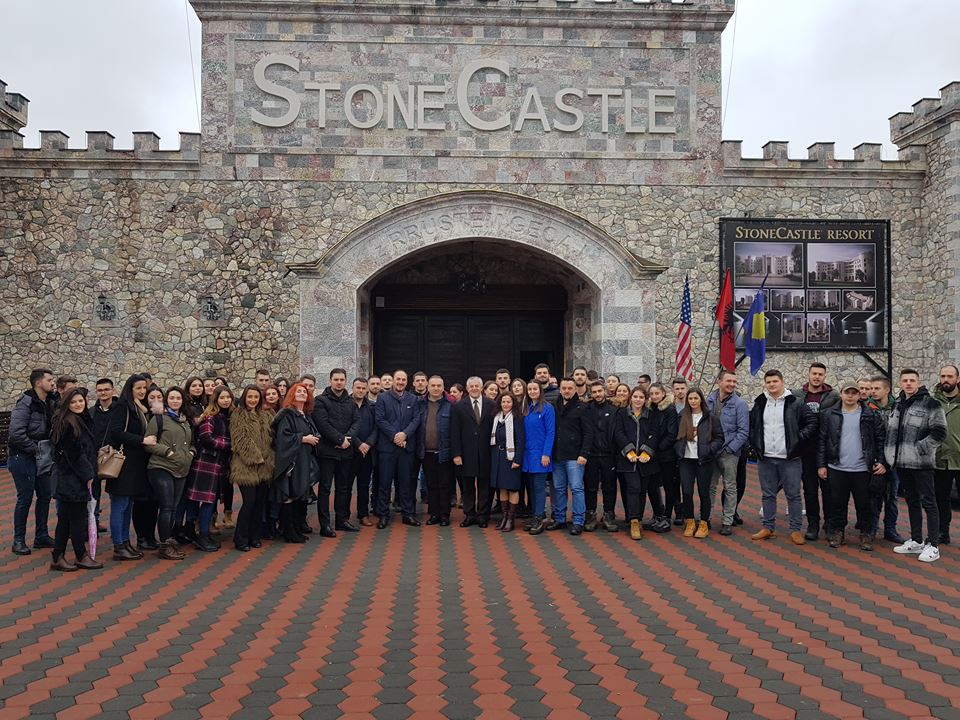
[290,190,664,378]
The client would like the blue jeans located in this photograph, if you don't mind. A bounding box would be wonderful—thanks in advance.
[552,460,585,526]
[758,457,803,532]
[9,453,52,542]
[871,468,900,537]
[526,472,548,517]
[109,494,134,544]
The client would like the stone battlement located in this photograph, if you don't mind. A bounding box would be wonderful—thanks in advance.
[0,78,29,133]
[721,140,927,186]
[0,131,200,178]
[890,82,960,147]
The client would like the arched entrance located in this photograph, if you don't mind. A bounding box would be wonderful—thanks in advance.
[290,191,663,380]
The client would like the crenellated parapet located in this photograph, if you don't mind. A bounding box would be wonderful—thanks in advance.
[890,82,960,148]
[721,139,927,188]
[0,78,29,133]
[0,130,200,179]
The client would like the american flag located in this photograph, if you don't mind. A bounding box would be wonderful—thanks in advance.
[675,276,695,381]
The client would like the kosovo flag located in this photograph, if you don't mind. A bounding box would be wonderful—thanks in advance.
[743,290,766,376]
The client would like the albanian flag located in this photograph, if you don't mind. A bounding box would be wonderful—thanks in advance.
[716,269,735,371]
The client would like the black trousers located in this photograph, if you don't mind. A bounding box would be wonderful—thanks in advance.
[801,455,832,529]
[619,471,649,521]
[147,468,187,542]
[236,483,268,546]
[319,456,354,528]
[827,468,871,534]
[54,500,88,559]
[736,448,748,507]
[460,474,491,521]
[220,479,234,513]
[132,499,159,543]
[352,450,377,519]
[935,469,959,541]
[899,468,940,546]
[646,471,665,518]
[584,455,618,515]
[678,459,712,522]
[661,461,681,520]
[422,452,454,518]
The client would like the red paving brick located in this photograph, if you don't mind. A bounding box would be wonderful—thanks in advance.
[0,468,958,719]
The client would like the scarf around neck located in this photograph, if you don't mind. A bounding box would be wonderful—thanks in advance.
[490,411,516,461]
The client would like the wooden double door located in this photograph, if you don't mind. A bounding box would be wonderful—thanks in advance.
[372,310,564,385]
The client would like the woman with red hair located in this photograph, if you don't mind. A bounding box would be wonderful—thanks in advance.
[271,383,321,543]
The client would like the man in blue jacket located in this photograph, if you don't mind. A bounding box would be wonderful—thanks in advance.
[707,370,750,536]
[374,370,421,529]
[351,377,379,527]
[8,368,57,555]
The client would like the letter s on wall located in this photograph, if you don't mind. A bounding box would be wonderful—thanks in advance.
[252,54,302,128]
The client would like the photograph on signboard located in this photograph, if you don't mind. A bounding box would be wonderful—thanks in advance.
[734,288,767,312]
[733,242,803,287]
[806,289,841,312]
[806,313,832,343]
[807,243,876,287]
[770,289,805,312]
[780,313,804,343]
[843,289,876,311]
[838,311,885,347]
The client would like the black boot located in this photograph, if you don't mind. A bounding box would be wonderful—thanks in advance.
[281,505,306,544]
[804,521,820,541]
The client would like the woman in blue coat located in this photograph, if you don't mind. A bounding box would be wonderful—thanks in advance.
[490,393,526,533]
[522,381,555,536]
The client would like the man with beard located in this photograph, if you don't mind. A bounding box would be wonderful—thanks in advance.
[533,363,559,404]
[887,369,946,563]
[366,375,382,403]
[934,365,960,545]
[495,369,512,395]
[572,367,589,402]
[374,370,421,528]
[794,362,840,540]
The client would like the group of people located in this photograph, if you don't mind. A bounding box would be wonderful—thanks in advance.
[6,360,958,571]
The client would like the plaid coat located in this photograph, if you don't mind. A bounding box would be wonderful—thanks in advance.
[884,387,947,470]
[186,413,231,504]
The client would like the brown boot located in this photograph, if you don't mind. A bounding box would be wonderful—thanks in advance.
[502,503,516,533]
[113,543,139,561]
[50,553,78,572]
[124,540,144,559]
[158,538,186,561]
[76,553,104,570]
[496,501,508,530]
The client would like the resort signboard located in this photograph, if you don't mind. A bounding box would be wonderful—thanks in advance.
[720,218,890,352]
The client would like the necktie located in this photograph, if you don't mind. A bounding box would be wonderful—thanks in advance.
[473,399,481,423]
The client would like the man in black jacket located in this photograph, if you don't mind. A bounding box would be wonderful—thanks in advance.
[749,369,817,545]
[89,377,117,533]
[351,377,379,527]
[794,362,841,540]
[548,378,594,535]
[8,368,57,555]
[451,376,497,528]
[816,381,887,551]
[584,381,618,532]
[312,368,361,535]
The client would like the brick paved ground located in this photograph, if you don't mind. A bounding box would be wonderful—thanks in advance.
[1,467,959,720]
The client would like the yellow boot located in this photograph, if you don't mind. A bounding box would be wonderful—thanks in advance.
[211,512,221,534]
[694,520,710,539]
[683,519,696,537]
[630,519,642,541]
[222,510,235,529]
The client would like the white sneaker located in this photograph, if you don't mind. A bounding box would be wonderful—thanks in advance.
[894,539,924,554]
[918,544,941,563]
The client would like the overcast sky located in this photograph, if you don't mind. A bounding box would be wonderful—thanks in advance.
[0,0,957,158]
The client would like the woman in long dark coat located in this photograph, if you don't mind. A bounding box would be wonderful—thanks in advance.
[186,386,234,552]
[50,388,103,570]
[108,374,153,561]
[614,387,659,541]
[489,394,526,533]
[271,383,320,543]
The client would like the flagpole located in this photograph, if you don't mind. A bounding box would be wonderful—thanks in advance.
[696,314,717,388]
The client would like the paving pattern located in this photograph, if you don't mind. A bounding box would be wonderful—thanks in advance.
[1,467,959,720]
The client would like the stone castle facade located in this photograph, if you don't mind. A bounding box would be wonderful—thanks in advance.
[1,0,958,403]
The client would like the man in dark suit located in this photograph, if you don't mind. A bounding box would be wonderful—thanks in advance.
[374,369,421,529]
[451,376,497,528]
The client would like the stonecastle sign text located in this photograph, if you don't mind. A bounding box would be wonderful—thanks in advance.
[251,55,678,135]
